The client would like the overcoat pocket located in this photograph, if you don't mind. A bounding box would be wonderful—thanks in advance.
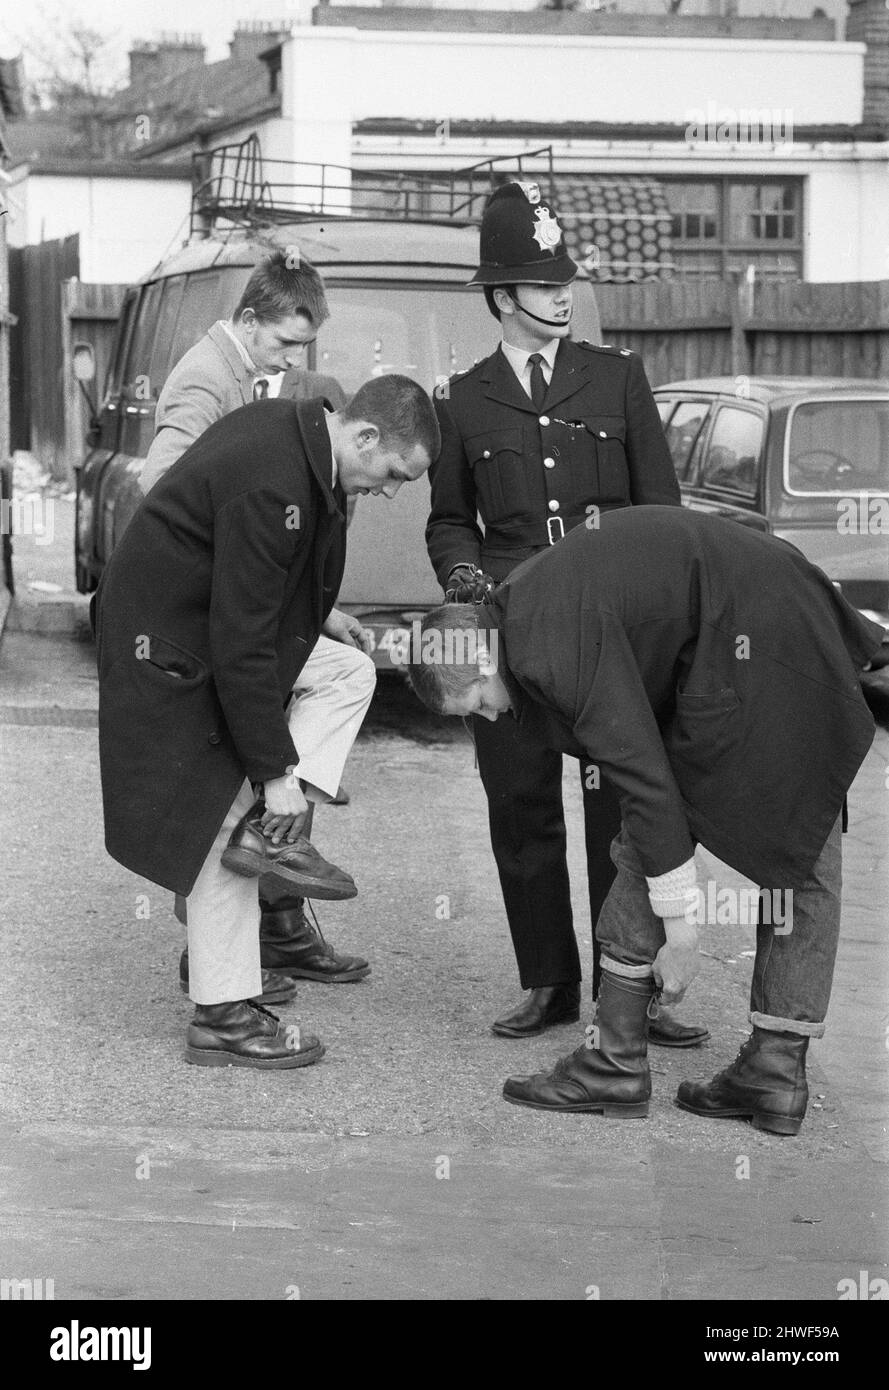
[137,633,208,688]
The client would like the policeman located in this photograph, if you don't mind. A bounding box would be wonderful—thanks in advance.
[426,180,707,1046]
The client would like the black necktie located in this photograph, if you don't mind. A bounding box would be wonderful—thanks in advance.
[528,353,547,412]
[253,378,269,401]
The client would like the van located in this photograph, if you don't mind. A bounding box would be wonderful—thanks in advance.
[74,142,602,667]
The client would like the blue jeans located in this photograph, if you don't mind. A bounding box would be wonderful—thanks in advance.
[596,817,843,1039]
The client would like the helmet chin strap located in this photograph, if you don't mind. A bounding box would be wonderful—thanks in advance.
[505,289,573,330]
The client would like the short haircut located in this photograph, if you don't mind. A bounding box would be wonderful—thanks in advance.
[233,250,329,327]
[406,604,493,713]
[344,374,441,462]
[483,283,516,321]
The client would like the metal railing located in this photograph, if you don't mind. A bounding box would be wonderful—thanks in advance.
[190,133,557,234]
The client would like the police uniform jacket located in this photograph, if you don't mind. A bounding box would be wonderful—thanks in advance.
[426,338,680,586]
[93,398,346,896]
[479,507,882,890]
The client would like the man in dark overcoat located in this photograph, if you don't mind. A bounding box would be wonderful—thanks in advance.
[94,375,439,1069]
[408,507,882,1134]
[426,179,705,1047]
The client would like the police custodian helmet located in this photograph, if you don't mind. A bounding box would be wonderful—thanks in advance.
[468,181,578,287]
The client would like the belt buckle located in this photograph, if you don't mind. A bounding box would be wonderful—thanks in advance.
[546,516,565,545]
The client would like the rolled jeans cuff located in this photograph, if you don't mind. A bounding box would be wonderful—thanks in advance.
[601,954,654,980]
[750,1010,825,1039]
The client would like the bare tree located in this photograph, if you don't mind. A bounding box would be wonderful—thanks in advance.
[10,7,126,156]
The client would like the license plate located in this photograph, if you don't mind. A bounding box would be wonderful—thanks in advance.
[363,624,413,668]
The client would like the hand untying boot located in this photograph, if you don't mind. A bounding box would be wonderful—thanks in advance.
[222,793,357,900]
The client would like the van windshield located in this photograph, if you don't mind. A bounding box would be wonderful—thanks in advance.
[319,285,503,394]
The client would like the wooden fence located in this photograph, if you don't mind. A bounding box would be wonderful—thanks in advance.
[595,279,889,386]
[9,235,125,483]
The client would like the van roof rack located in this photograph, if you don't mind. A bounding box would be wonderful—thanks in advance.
[190,133,556,236]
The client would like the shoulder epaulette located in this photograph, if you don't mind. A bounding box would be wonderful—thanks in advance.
[448,356,488,385]
[576,341,634,358]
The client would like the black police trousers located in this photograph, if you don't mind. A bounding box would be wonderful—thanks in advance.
[472,707,622,994]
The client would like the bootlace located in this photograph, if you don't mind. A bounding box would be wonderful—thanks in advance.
[712,1033,756,1083]
[304,900,336,959]
[247,1001,280,1023]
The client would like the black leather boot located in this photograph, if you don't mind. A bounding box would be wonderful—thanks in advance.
[260,905,370,983]
[675,1027,809,1135]
[491,984,580,1038]
[222,798,357,899]
[184,1000,324,1069]
[502,971,654,1116]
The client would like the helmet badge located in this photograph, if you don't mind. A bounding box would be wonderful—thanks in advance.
[516,181,541,205]
[531,206,562,253]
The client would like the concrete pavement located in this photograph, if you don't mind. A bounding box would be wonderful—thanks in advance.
[0,618,887,1300]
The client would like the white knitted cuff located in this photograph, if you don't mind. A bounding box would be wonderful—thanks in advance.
[646,858,698,919]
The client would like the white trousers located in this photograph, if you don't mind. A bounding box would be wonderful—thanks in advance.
[184,636,376,1004]
[287,635,376,800]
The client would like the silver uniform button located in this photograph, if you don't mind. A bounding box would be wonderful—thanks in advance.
[544,456,555,468]
[482,449,491,458]
[539,415,550,426]
[599,430,607,438]
[620,349,631,356]
[548,499,560,512]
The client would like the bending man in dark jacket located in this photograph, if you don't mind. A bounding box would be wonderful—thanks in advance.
[426,180,704,1048]
[94,376,439,1070]
[408,507,882,1135]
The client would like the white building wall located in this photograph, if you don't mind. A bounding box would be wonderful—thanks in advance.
[6,172,192,282]
[805,162,889,281]
[278,30,864,128]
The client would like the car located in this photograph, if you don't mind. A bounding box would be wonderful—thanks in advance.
[73,146,602,669]
[653,376,889,676]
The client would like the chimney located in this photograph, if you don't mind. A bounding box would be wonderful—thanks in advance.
[129,33,206,88]
[847,0,889,132]
[229,20,291,64]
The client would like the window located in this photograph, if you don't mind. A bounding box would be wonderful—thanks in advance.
[320,284,499,395]
[146,275,187,399]
[662,401,713,482]
[786,400,889,495]
[669,183,718,244]
[729,183,797,244]
[700,407,765,496]
[123,280,163,395]
[663,178,802,281]
[166,270,251,375]
[105,289,138,399]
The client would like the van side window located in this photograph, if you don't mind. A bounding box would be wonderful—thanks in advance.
[146,275,188,396]
[105,289,138,401]
[122,281,163,399]
[164,270,252,378]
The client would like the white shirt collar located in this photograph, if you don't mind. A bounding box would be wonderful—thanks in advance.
[219,319,259,374]
[500,336,560,383]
